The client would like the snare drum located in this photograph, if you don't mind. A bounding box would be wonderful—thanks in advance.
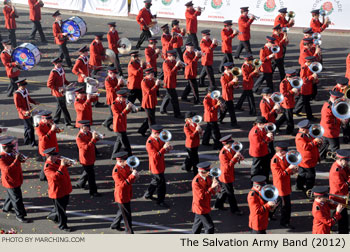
[12,43,41,70]
[86,81,99,94]
[62,16,87,42]
[66,88,77,105]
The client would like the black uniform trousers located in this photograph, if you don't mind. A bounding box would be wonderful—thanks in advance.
[181,147,199,175]
[253,72,273,93]
[186,33,199,50]
[319,137,340,159]
[199,65,216,88]
[111,132,132,159]
[251,155,271,183]
[273,195,292,226]
[311,83,318,100]
[2,187,27,218]
[175,47,184,62]
[192,213,214,234]
[202,122,222,149]
[160,88,181,116]
[219,53,234,73]
[23,117,35,146]
[53,96,72,125]
[76,164,98,195]
[47,194,69,230]
[29,20,46,42]
[272,58,286,82]
[7,29,17,48]
[39,156,47,181]
[102,106,113,129]
[136,29,152,49]
[58,42,72,68]
[296,166,315,190]
[181,79,199,103]
[236,90,256,114]
[215,182,239,213]
[115,54,123,76]
[128,89,142,105]
[251,229,266,234]
[234,40,252,58]
[138,108,156,135]
[294,95,313,120]
[7,76,18,97]
[338,208,349,234]
[111,202,133,234]
[144,173,166,204]
[275,108,294,134]
[342,123,350,143]
[219,100,237,125]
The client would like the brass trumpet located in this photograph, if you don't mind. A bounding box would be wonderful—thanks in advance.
[12,150,29,162]
[306,190,350,209]
[194,6,205,12]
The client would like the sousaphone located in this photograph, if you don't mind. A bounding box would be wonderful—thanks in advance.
[118,38,132,55]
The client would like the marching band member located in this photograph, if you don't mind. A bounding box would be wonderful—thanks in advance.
[138,68,160,136]
[43,147,72,232]
[74,89,98,128]
[135,0,156,49]
[234,6,254,59]
[181,42,200,104]
[89,34,105,76]
[107,22,123,76]
[311,186,343,234]
[52,10,72,68]
[28,0,47,43]
[214,135,243,215]
[3,0,17,47]
[76,120,100,198]
[247,175,276,234]
[111,151,138,234]
[143,125,173,207]
[181,112,201,175]
[198,30,217,88]
[127,51,145,106]
[249,116,274,182]
[202,87,222,150]
[319,91,343,159]
[218,62,239,128]
[72,45,90,88]
[192,161,220,234]
[144,38,160,77]
[274,8,294,28]
[1,39,21,97]
[111,90,133,158]
[0,137,29,223]
[272,24,288,81]
[332,77,348,93]
[160,50,183,118]
[298,38,320,67]
[47,57,73,128]
[219,20,238,73]
[14,78,38,147]
[171,19,185,62]
[260,87,279,124]
[299,28,313,53]
[160,24,177,59]
[185,1,201,50]
[270,142,298,229]
[295,119,321,191]
[235,54,259,115]
[310,9,330,33]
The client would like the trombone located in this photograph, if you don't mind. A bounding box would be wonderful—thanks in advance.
[306,190,350,209]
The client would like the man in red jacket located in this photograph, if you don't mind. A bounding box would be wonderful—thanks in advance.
[184,1,201,50]
[310,9,330,33]
[299,38,320,67]
[171,19,185,62]
[14,79,38,147]
[135,0,156,49]
[192,161,219,234]
[111,151,138,233]
[43,147,72,232]
[1,39,21,97]
[143,125,173,207]
[259,87,280,124]
[3,0,17,47]
[72,45,90,88]
[160,24,177,60]
[89,34,105,76]
[144,38,160,77]
[234,7,254,59]
[199,30,218,88]
[219,20,238,73]
[272,24,288,81]
[274,8,294,28]
[74,89,98,128]
[127,51,145,106]
[181,112,202,175]
[52,10,72,68]
[0,137,29,223]
[75,120,101,198]
[28,0,47,43]
[295,119,321,191]
[107,21,123,76]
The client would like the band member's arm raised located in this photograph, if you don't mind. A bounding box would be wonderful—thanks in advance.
[296,134,318,151]
[313,203,342,227]
[76,133,97,151]
[248,191,271,214]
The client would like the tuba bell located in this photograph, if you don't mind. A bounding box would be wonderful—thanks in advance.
[289,77,303,89]
[159,130,172,142]
[231,67,242,76]
[308,62,322,74]
[288,11,296,18]
[286,150,302,165]
[331,98,350,120]
[192,115,203,124]
[253,59,262,68]
[210,90,221,100]
[265,122,276,133]
[271,45,280,54]
[309,124,324,138]
[231,141,243,152]
[261,184,279,202]
[209,167,221,178]
[126,156,140,168]
[271,92,284,104]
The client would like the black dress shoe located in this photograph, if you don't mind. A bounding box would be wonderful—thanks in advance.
[231,123,240,128]
[90,192,102,198]
[102,123,113,132]
[174,114,184,119]
[111,226,125,231]
[160,110,168,115]
[157,202,170,208]
[3,209,15,214]
[202,143,212,146]
[143,195,155,200]
[181,98,190,102]
[280,223,295,229]
[16,216,30,223]
[60,226,72,232]
[215,206,227,211]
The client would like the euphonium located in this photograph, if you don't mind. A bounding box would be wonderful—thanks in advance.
[253,59,262,68]
[209,167,221,178]
[308,62,322,74]
[289,77,303,89]
[126,156,140,168]
[231,67,242,76]
[312,33,322,40]
[288,11,296,18]
[271,92,284,104]
[286,150,302,165]
[271,45,280,54]
[192,115,203,124]
[265,122,276,133]
[261,184,279,202]
[309,124,324,138]
[331,98,350,120]
[210,90,221,100]
[231,141,243,152]
[159,130,172,142]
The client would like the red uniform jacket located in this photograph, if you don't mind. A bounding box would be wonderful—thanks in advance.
[3,5,16,29]
[259,46,273,73]
[14,89,35,119]
[203,94,220,122]
[219,147,238,184]
[260,98,277,123]
[295,132,319,168]
[346,54,350,81]
[171,27,185,49]
[192,174,215,215]
[220,72,236,101]
[107,30,120,55]
[241,63,257,90]
[112,164,136,203]
[247,188,271,231]
[146,136,166,175]
[105,76,120,106]
[271,154,293,196]
[89,40,104,67]
[1,50,20,78]
[111,99,130,133]
[221,28,237,53]
[312,201,341,234]
[184,122,200,149]
[329,162,350,205]
[161,33,176,59]
[238,15,254,41]
[36,122,58,157]
[141,77,158,109]
[249,125,271,158]
[44,159,72,199]
[274,14,292,27]
[0,152,23,189]
[76,131,97,166]
[185,9,201,34]
[127,59,143,90]
[320,101,341,139]
[280,78,295,109]
[183,50,199,79]
[310,18,328,33]
[28,0,41,21]
[74,96,97,128]
[47,68,69,97]
[300,65,315,96]
[52,21,66,45]
[299,47,316,66]
[200,38,217,66]
[72,56,90,83]
[272,33,288,59]
[163,59,179,89]
[136,7,152,30]
[145,46,158,73]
